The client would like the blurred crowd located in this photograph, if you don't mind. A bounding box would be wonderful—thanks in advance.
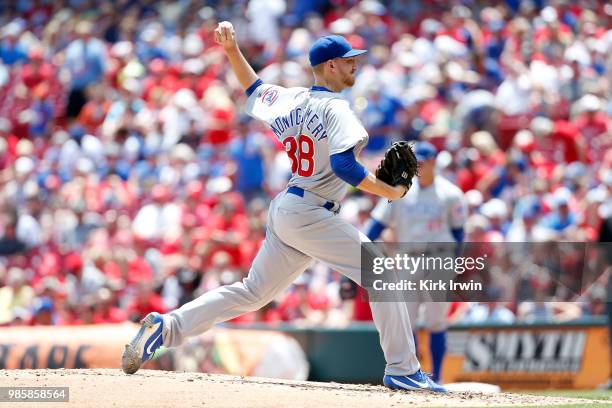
[0,0,610,328]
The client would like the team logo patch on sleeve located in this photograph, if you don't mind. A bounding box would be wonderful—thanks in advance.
[261,88,279,106]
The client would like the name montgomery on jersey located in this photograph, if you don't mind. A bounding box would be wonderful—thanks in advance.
[269,101,329,141]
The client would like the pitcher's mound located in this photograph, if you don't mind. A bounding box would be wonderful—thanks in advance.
[1,369,600,407]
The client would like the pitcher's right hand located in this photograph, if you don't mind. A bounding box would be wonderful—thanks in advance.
[214,21,237,51]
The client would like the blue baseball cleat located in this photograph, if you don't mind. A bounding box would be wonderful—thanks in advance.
[383,369,448,393]
[121,312,164,374]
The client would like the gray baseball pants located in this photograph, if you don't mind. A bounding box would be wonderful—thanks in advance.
[161,189,420,375]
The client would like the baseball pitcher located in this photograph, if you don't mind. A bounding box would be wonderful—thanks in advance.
[121,21,446,392]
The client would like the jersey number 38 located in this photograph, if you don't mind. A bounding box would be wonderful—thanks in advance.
[282,135,315,177]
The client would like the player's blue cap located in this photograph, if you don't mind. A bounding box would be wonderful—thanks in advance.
[414,141,438,161]
[309,35,367,67]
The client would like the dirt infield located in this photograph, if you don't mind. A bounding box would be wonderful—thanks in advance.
[0,369,602,407]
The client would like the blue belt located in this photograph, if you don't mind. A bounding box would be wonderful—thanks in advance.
[287,186,336,211]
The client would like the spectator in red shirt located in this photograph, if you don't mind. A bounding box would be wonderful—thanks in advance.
[203,196,249,268]
[179,59,215,99]
[92,287,127,324]
[202,85,235,145]
[181,180,212,226]
[351,286,374,321]
[126,281,166,322]
[456,132,504,194]
[277,279,329,323]
[530,117,584,168]
[126,238,154,285]
[572,94,610,163]
[142,58,169,102]
[20,47,55,90]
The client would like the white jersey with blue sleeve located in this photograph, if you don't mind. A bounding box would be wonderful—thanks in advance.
[245,82,368,203]
[371,175,467,242]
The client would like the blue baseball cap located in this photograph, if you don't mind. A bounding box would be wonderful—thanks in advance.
[414,141,438,161]
[309,35,367,67]
[34,297,54,314]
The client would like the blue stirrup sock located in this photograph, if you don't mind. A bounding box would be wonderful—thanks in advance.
[430,331,447,383]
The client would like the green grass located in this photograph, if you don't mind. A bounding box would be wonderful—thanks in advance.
[526,389,612,401]
[511,389,612,407]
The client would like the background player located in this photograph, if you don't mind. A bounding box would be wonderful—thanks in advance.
[122,21,446,393]
[365,141,468,383]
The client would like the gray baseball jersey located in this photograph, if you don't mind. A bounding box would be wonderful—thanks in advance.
[161,83,421,376]
[371,175,467,331]
[245,84,368,203]
[372,175,467,242]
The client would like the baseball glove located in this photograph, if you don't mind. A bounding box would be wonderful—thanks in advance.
[375,141,419,193]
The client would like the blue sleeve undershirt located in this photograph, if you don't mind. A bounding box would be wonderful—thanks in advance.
[365,219,387,241]
[330,148,368,187]
[245,78,263,97]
